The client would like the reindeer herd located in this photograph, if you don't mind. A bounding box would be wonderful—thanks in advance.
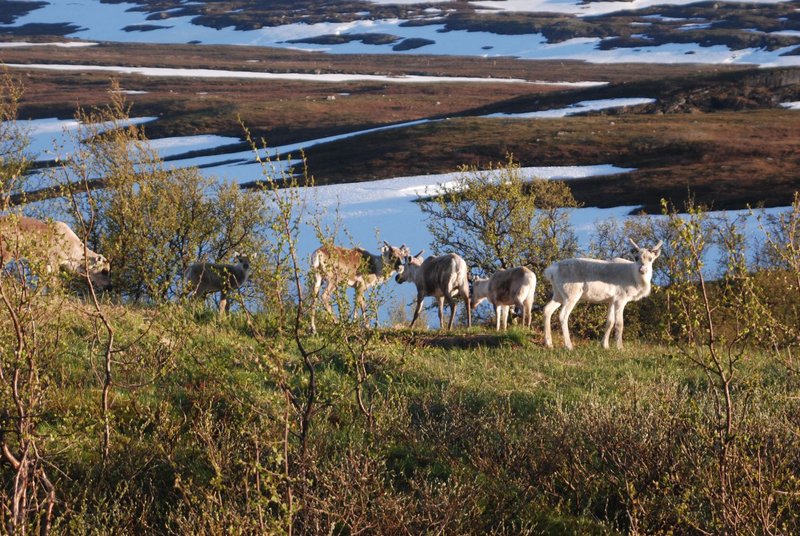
[310,238,662,349]
[0,215,663,349]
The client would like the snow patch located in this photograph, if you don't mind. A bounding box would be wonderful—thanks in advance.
[0,41,98,48]
[6,1,800,66]
[487,98,655,118]
[468,0,787,17]
[17,117,155,157]
[5,63,531,84]
[147,135,242,158]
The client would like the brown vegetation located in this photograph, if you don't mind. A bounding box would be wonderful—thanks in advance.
[1,42,798,211]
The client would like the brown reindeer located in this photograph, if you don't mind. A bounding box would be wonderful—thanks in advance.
[471,266,537,331]
[309,242,409,333]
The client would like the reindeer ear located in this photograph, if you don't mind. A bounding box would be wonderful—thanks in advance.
[400,244,410,256]
[652,240,663,256]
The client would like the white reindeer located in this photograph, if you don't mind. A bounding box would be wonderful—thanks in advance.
[395,251,472,330]
[543,239,662,349]
[0,215,112,290]
[471,266,536,331]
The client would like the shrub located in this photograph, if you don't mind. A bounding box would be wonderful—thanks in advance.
[418,156,579,278]
[0,69,30,210]
[57,86,268,304]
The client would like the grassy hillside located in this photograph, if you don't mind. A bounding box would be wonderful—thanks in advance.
[3,298,798,534]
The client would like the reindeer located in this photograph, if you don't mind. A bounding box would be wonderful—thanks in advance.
[395,251,472,330]
[471,266,537,331]
[0,215,111,290]
[184,252,253,316]
[309,242,409,333]
[543,239,662,349]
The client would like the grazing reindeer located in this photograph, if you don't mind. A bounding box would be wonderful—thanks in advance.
[395,251,472,330]
[0,215,111,290]
[471,266,537,331]
[543,239,662,349]
[309,242,409,333]
[184,252,253,316]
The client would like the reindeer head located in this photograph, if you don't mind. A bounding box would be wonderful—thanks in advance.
[81,253,112,290]
[395,250,424,283]
[629,239,663,276]
[381,241,410,275]
[233,252,255,277]
[469,276,491,309]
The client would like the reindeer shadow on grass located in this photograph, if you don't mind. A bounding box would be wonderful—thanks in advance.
[410,331,527,350]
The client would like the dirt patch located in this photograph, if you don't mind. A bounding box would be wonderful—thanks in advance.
[295,106,800,211]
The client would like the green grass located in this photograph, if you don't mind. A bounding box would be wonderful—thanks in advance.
[3,302,799,533]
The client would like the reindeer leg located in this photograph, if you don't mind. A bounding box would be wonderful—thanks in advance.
[320,282,337,326]
[410,294,425,328]
[441,297,449,330]
[219,292,228,319]
[615,301,628,349]
[602,303,616,349]
[559,294,580,350]
[310,273,323,334]
[461,283,472,328]
[321,285,334,315]
[353,284,367,325]
[351,288,360,321]
[521,298,531,329]
[182,281,194,301]
[543,300,561,348]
